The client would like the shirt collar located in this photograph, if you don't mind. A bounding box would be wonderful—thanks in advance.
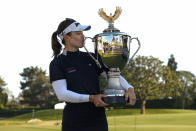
[62,49,79,56]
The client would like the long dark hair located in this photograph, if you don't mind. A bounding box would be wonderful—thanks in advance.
[51,19,74,57]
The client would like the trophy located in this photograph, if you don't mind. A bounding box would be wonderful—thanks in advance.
[84,7,141,104]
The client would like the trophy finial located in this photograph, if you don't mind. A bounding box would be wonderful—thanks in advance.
[98,6,122,23]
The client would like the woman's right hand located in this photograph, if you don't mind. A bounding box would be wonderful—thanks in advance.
[89,94,108,107]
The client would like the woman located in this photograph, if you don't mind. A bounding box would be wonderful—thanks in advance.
[49,18,136,131]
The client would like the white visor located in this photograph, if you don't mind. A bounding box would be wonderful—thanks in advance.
[58,21,91,40]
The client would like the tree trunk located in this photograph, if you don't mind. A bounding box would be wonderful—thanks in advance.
[140,100,146,114]
[182,98,185,109]
[181,92,186,109]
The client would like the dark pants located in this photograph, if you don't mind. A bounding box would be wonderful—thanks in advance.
[62,103,108,131]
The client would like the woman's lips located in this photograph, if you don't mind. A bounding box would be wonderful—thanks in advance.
[81,40,85,45]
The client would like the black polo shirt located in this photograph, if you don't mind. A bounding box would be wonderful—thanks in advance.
[49,51,109,130]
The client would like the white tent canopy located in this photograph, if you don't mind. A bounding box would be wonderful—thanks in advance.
[54,102,66,109]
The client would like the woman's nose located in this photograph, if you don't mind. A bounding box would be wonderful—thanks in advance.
[82,34,85,39]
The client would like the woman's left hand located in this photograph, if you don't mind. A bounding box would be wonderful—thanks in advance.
[125,88,136,105]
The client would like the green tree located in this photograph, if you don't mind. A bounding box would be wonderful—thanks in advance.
[192,79,196,108]
[165,54,180,100]
[0,76,8,108]
[19,66,58,108]
[162,66,180,98]
[167,54,178,71]
[176,71,195,109]
[122,56,172,114]
[7,95,20,109]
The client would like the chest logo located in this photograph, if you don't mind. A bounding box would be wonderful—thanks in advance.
[66,67,77,73]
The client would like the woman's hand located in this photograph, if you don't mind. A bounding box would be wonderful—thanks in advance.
[125,88,136,105]
[89,94,108,107]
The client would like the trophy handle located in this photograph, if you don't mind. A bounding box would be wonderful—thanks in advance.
[127,36,141,61]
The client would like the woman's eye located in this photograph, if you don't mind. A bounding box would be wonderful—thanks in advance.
[76,32,83,35]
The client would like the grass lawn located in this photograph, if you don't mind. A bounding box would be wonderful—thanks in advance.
[0,109,196,131]
[0,125,60,131]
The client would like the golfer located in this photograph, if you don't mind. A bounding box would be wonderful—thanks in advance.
[49,18,136,131]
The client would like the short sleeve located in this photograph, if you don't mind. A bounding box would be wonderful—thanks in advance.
[49,60,66,83]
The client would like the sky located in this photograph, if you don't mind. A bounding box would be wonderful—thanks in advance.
[0,0,196,97]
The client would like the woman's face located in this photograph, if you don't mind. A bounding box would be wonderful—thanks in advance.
[65,31,85,50]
